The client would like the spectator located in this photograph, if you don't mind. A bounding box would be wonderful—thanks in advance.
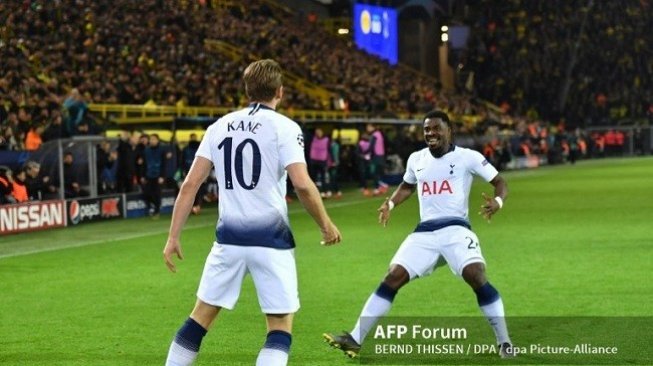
[141,133,166,218]
[0,167,15,204]
[163,138,181,194]
[615,130,625,156]
[327,135,342,199]
[42,111,66,141]
[357,133,372,196]
[23,161,56,200]
[59,152,89,198]
[116,131,139,193]
[10,168,29,203]
[25,124,46,151]
[309,127,330,196]
[181,133,206,214]
[62,89,89,136]
[96,140,118,194]
[366,123,388,196]
[135,133,149,184]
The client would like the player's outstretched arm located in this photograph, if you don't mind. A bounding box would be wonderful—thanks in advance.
[378,181,416,227]
[163,156,212,272]
[479,175,508,222]
[286,162,341,246]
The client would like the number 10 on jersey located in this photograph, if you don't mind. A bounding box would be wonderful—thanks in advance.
[218,137,261,190]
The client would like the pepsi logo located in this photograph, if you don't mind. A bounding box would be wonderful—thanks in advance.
[69,200,80,225]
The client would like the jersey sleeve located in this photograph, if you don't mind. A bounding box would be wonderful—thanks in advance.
[279,121,306,167]
[402,152,418,184]
[467,149,499,182]
[196,123,215,161]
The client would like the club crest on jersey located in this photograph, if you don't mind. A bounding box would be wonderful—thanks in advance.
[421,180,453,196]
[449,164,455,175]
[297,134,304,147]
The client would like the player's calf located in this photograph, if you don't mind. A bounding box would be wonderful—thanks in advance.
[165,318,208,366]
[256,330,292,366]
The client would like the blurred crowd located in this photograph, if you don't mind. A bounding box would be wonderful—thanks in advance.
[1,0,651,206]
[465,0,653,126]
[0,0,493,138]
[207,0,483,116]
[0,131,218,216]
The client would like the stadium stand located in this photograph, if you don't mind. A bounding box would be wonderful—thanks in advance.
[465,0,652,126]
[0,0,650,184]
[0,0,494,122]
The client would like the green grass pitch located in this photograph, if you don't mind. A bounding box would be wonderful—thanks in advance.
[1,157,652,365]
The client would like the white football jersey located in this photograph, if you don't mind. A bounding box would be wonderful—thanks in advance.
[196,103,306,249]
[403,146,498,223]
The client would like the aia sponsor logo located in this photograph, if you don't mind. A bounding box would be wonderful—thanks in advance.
[421,180,453,196]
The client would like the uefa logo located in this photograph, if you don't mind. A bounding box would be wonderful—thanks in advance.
[69,200,81,225]
[360,10,371,34]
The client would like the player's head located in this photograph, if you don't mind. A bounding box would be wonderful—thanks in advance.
[422,110,453,156]
[243,59,283,104]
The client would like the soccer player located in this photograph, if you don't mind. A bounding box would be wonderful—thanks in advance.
[163,59,342,366]
[324,110,514,359]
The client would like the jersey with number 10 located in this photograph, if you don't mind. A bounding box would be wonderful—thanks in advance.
[196,103,306,249]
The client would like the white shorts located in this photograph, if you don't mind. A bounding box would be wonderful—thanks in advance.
[390,225,485,279]
[197,242,299,314]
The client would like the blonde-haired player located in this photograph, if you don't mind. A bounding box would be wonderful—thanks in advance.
[164,59,341,366]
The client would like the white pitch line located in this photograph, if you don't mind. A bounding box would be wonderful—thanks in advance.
[0,197,376,260]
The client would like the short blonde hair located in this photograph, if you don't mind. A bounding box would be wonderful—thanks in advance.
[243,59,283,102]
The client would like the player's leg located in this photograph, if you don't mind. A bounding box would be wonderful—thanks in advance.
[166,243,247,365]
[344,264,409,345]
[165,299,220,366]
[461,263,514,357]
[255,313,294,366]
[441,227,513,357]
[249,247,299,366]
[325,233,440,356]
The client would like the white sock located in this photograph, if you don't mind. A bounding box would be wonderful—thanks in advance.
[350,292,394,344]
[165,341,198,366]
[256,348,289,366]
[480,298,511,344]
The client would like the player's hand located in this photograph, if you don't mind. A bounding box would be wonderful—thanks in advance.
[378,198,394,227]
[320,222,342,246]
[479,192,500,222]
[163,237,184,273]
